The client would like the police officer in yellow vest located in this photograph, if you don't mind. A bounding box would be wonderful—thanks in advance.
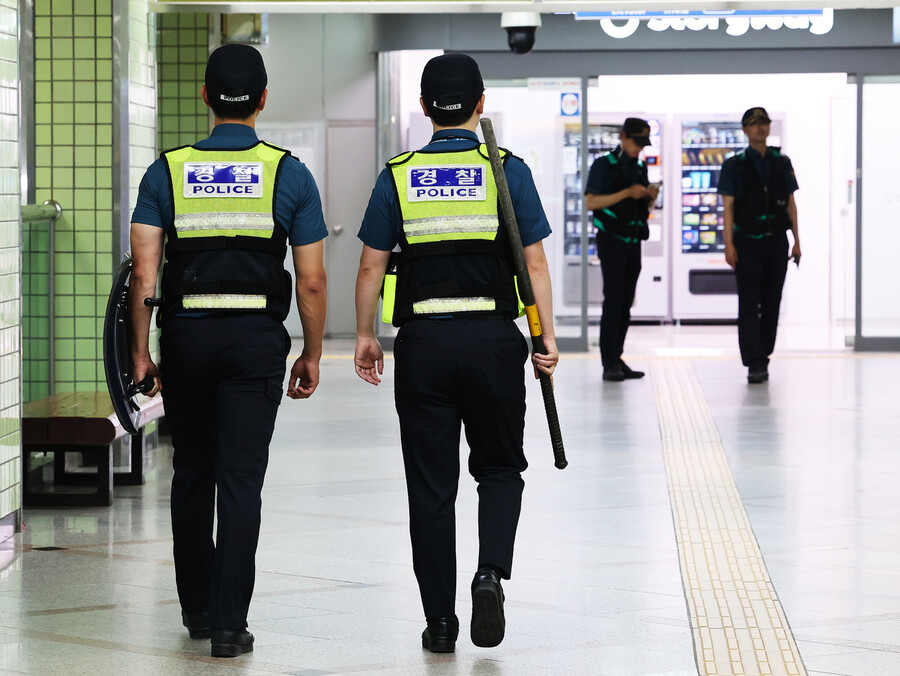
[354,54,558,654]
[129,45,327,657]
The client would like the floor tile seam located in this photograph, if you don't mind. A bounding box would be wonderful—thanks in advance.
[790,634,900,653]
[791,612,900,628]
[652,358,808,676]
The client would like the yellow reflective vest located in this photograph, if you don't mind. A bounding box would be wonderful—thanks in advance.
[382,145,522,325]
[160,142,292,319]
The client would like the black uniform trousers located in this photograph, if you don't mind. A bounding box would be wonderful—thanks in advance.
[596,230,642,368]
[394,316,529,619]
[160,313,289,630]
[733,230,789,368]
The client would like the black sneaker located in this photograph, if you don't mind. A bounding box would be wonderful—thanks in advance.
[747,365,768,384]
[471,567,505,648]
[620,362,645,379]
[422,615,459,653]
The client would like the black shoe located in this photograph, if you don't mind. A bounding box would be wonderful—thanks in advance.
[421,615,459,653]
[181,610,211,639]
[747,366,768,384]
[471,567,505,648]
[620,362,645,379]
[602,364,625,382]
[211,629,254,658]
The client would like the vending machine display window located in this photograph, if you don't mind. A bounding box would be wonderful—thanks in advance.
[562,123,620,257]
[681,121,747,253]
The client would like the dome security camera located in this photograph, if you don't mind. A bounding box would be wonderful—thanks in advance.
[501,12,542,55]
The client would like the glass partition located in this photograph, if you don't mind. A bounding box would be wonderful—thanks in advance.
[858,77,900,349]
[376,51,588,349]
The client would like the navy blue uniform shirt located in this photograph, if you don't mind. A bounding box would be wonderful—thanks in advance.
[358,128,551,250]
[131,123,328,246]
[718,145,799,200]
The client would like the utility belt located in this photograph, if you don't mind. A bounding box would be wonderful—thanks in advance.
[594,218,642,244]
[403,311,511,323]
[733,223,788,240]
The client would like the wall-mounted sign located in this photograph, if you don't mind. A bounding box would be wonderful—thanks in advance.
[527,78,582,91]
[560,92,580,117]
[575,9,834,38]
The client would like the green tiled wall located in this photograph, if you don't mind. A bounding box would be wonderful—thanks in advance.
[0,0,21,519]
[157,13,209,151]
[32,0,155,395]
[33,0,114,393]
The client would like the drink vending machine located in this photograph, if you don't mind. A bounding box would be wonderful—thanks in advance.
[671,117,783,320]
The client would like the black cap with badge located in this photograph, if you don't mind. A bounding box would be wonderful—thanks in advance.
[741,106,772,126]
[205,44,268,105]
[420,53,485,114]
[622,117,652,147]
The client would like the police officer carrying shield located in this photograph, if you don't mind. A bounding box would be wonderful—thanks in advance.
[585,118,659,382]
[129,44,327,657]
[353,54,558,653]
[719,106,801,384]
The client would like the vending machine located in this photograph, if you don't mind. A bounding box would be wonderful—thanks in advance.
[671,117,781,320]
[561,116,669,321]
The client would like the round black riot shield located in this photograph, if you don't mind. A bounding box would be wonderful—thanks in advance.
[103,254,154,435]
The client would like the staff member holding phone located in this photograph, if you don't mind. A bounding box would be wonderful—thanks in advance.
[585,117,659,382]
[719,106,801,384]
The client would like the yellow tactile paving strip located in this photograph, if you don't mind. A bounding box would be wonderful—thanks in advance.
[652,358,807,676]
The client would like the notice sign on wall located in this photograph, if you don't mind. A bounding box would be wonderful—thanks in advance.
[560,92,580,117]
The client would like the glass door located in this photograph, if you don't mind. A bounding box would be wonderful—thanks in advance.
[857,76,900,350]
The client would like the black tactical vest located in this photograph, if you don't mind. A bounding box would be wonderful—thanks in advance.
[592,149,650,241]
[733,148,793,236]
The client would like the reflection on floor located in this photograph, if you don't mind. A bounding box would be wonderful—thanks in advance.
[4,326,900,675]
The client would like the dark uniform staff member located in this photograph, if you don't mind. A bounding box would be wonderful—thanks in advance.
[353,54,558,654]
[719,106,800,384]
[129,45,327,658]
[584,118,659,382]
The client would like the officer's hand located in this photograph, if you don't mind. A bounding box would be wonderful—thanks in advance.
[532,336,559,379]
[132,358,161,397]
[625,184,650,200]
[790,242,801,267]
[647,184,660,199]
[725,244,738,269]
[354,337,384,386]
[287,354,320,399]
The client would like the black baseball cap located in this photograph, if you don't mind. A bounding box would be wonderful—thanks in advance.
[205,44,267,104]
[420,54,484,114]
[622,117,652,147]
[742,106,771,126]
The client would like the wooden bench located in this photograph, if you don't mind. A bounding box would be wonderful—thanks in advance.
[22,391,166,507]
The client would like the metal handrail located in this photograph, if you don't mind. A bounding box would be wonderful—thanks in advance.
[20,200,61,397]
[21,200,62,223]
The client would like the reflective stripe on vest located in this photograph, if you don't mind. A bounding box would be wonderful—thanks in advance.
[413,297,496,314]
[182,294,268,310]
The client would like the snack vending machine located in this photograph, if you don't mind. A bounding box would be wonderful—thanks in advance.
[562,117,668,321]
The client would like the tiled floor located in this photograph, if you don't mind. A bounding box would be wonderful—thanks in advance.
[4,325,900,675]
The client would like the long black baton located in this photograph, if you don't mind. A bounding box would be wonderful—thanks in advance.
[480,117,567,470]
